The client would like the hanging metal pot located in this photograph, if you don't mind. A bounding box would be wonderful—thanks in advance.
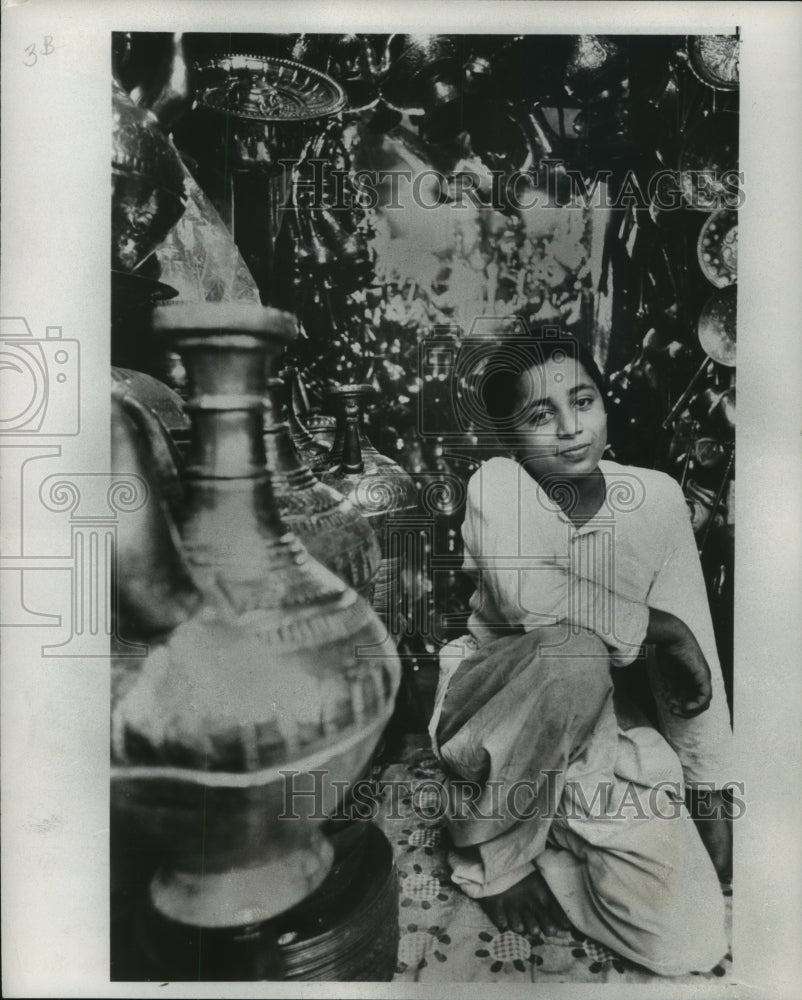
[379,34,461,114]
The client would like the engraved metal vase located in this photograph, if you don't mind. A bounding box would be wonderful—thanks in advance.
[110,304,400,930]
[263,376,381,600]
[320,384,418,636]
[281,366,332,473]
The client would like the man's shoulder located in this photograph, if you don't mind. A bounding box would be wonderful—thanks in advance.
[464,456,530,518]
[600,460,685,512]
[478,454,521,476]
[468,455,525,493]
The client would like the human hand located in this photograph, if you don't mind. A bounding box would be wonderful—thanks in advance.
[647,608,713,718]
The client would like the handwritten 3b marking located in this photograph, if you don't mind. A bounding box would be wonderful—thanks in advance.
[23,37,55,67]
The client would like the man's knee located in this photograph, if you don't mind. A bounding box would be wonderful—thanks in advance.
[535,625,609,659]
[535,628,612,695]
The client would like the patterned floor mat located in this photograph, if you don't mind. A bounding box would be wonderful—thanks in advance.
[373,745,733,984]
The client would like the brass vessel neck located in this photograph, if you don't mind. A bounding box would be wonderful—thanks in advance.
[154,303,298,550]
[262,378,318,490]
[328,391,370,475]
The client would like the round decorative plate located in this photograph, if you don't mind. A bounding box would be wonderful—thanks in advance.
[697,208,737,288]
[687,35,740,91]
[698,285,737,367]
[196,55,346,122]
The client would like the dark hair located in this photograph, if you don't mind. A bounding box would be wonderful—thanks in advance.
[479,334,606,428]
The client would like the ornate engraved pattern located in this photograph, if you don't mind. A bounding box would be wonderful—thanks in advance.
[688,35,740,91]
[197,55,346,122]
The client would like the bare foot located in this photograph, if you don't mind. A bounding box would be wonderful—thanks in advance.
[687,788,733,883]
[479,866,571,938]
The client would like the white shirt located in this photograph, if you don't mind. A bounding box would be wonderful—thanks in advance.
[461,456,722,674]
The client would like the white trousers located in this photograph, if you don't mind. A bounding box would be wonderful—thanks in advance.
[431,631,728,976]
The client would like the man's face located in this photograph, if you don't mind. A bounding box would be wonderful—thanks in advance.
[509,356,608,481]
